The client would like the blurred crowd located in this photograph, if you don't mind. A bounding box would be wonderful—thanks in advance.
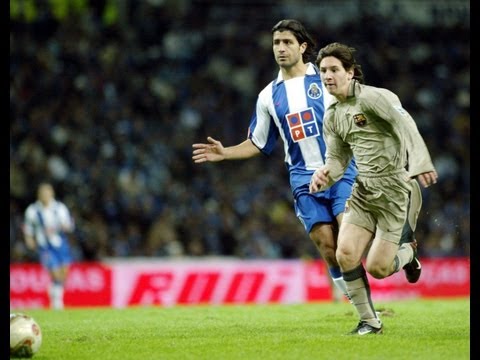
[10,0,470,262]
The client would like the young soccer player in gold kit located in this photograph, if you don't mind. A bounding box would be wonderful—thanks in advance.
[310,42,438,335]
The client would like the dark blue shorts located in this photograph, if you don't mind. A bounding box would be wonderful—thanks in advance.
[294,178,354,234]
[38,241,72,271]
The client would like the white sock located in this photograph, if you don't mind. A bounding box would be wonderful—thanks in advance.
[332,276,352,302]
[50,283,64,310]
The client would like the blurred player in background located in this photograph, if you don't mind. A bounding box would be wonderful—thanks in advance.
[311,42,437,334]
[23,182,75,309]
[192,19,357,302]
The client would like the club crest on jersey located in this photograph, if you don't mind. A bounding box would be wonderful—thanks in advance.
[286,107,319,142]
[307,83,322,99]
[353,113,367,127]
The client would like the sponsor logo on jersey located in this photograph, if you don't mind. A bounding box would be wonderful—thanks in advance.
[353,113,367,127]
[307,83,322,99]
[286,107,319,142]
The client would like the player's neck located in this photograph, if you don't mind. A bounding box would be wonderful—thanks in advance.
[280,62,308,80]
[39,199,53,207]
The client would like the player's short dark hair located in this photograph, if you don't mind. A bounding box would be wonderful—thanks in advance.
[36,181,53,190]
[316,42,365,84]
[272,19,316,64]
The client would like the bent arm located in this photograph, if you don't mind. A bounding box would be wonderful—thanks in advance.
[321,120,353,188]
[60,204,75,233]
[310,119,353,193]
[23,209,37,250]
[24,233,36,251]
[374,93,436,178]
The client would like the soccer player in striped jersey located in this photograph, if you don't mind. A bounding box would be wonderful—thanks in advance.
[192,19,357,302]
[23,182,75,309]
[311,42,437,334]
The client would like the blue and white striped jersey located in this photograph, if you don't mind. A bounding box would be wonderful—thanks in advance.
[248,63,357,197]
[24,200,74,249]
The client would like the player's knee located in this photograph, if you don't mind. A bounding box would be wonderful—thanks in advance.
[50,270,65,283]
[365,262,389,279]
[323,251,338,267]
[310,224,334,247]
[312,239,337,264]
[335,247,355,269]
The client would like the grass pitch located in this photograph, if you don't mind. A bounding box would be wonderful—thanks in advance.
[12,298,469,360]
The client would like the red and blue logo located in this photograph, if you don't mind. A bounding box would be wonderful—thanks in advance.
[286,107,319,142]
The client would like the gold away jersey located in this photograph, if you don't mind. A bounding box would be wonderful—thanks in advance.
[322,80,435,184]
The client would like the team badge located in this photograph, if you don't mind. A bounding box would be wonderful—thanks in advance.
[307,83,322,99]
[353,113,367,127]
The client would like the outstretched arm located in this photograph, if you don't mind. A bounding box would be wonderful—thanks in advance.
[192,137,261,163]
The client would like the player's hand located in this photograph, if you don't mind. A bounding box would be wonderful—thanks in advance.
[415,170,438,188]
[309,167,330,193]
[25,240,36,251]
[192,137,226,163]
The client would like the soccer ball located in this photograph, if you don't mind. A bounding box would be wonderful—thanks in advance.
[10,313,42,358]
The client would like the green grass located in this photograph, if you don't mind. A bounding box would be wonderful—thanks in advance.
[13,298,469,360]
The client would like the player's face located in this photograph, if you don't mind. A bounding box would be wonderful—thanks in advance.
[319,56,354,101]
[272,30,305,68]
[38,184,54,204]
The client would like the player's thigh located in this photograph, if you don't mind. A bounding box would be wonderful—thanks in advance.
[337,222,373,263]
[50,264,70,281]
[329,178,354,217]
[365,235,399,270]
[38,248,53,269]
[49,266,61,281]
[49,247,71,281]
[370,174,411,244]
[295,194,334,234]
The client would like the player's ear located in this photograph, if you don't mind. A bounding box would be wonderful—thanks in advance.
[347,69,354,80]
[300,42,307,54]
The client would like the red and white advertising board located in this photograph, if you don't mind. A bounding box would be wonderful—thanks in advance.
[110,259,309,307]
[10,262,112,309]
[10,258,470,309]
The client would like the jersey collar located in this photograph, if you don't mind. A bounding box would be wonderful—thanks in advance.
[274,62,317,85]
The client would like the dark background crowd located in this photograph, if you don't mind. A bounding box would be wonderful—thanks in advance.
[10,0,470,263]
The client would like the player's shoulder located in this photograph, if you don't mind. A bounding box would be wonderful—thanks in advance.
[24,202,39,217]
[258,79,274,95]
[357,83,398,101]
[323,104,337,126]
[326,96,340,112]
[257,79,276,105]
[55,200,70,211]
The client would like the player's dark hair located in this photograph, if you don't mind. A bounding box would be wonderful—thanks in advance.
[316,42,365,84]
[36,181,53,191]
[272,19,316,63]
